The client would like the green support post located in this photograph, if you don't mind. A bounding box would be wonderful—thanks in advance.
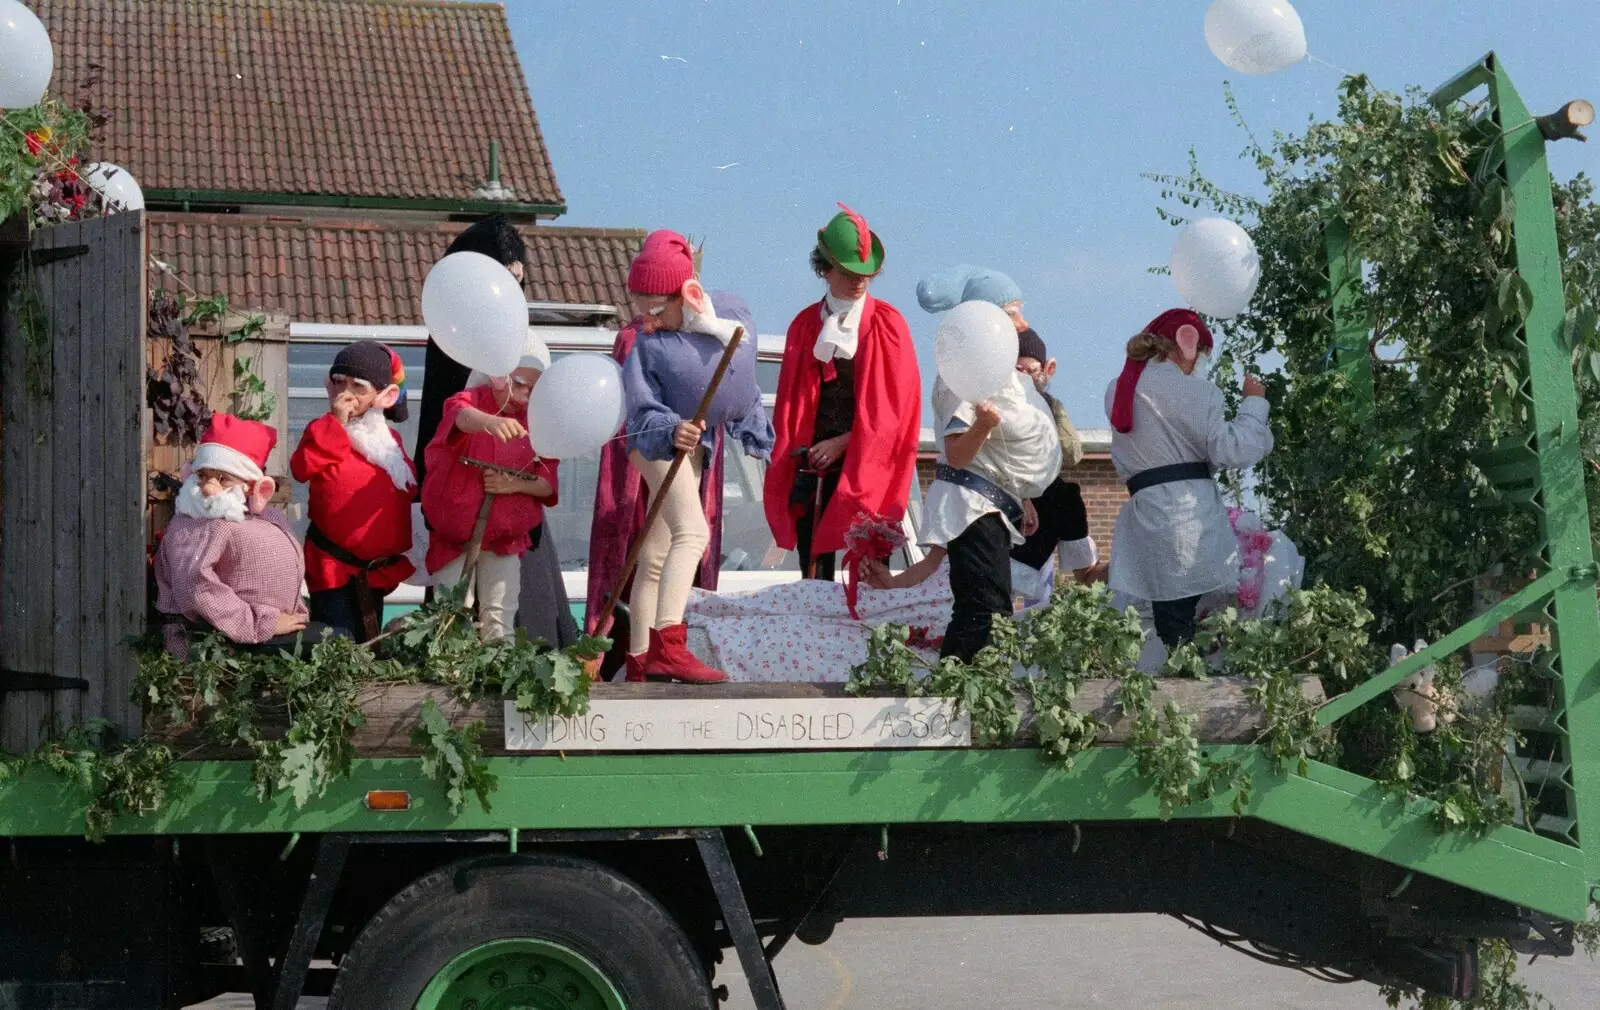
[1322,211,1375,418]
[1478,55,1600,887]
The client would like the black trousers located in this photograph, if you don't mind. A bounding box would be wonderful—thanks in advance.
[1152,596,1203,650]
[309,582,391,642]
[940,513,1014,664]
[794,470,842,581]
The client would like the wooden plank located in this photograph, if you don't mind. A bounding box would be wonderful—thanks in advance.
[102,213,145,736]
[0,227,28,752]
[51,219,84,732]
[1,226,58,751]
[152,676,1325,760]
[505,696,970,751]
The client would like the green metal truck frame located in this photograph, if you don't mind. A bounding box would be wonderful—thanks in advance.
[1,53,1596,1010]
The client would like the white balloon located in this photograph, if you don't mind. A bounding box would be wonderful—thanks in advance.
[0,0,53,109]
[526,353,626,460]
[421,252,527,377]
[1204,0,1308,75]
[84,162,144,212]
[933,300,1019,404]
[1170,218,1261,319]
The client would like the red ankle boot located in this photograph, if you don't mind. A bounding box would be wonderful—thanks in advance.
[645,624,727,684]
[624,651,648,683]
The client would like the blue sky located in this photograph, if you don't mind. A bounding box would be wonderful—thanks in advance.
[510,1,1597,427]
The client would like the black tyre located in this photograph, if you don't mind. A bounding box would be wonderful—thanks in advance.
[326,853,714,1010]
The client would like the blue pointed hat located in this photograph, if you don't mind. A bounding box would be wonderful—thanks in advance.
[916,264,1022,313]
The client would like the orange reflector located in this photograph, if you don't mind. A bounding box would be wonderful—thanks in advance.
[364,790,411,811]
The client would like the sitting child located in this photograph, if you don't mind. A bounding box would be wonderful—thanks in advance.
[420,336,558,641]
[290,340,415,642]
[155,414,334,658]
[1104,309,1272,649]
[920,367,1061,662]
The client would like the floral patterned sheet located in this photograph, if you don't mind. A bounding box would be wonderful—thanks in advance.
[684,564,954,682]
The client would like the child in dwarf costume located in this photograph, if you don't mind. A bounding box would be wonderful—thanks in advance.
[421,335,559,641]
[615,230,774,683]
[155,414,334,659]
[291,340,415,642]
[919,363,1061,662]
[917,265,1095,596]
[765,204,922,581]
[1105,309,1273,649]
[586,243,733,655]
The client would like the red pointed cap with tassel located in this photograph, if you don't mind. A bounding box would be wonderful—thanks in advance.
[1110,309,1214,434]
[817,202,885,276]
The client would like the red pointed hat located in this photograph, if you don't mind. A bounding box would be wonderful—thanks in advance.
[1109,309,1214,434]
[627,230,696,296]
[192,413,275,482]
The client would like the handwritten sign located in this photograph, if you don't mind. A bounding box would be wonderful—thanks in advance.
[503,697,972,752]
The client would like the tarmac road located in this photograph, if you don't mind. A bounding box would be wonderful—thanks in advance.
[187,913,1600,1010]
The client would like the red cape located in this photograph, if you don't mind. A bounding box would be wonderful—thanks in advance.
[764,296,922,555]
[585,322,724,632]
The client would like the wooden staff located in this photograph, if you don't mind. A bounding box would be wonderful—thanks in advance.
[458,456,538,584]
[590,326,746,645]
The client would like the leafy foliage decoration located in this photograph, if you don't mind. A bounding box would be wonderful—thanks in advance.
[3,587,607,835]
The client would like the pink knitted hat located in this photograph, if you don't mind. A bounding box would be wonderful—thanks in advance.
[627,230,695,295]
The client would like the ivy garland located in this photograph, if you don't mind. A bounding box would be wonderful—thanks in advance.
[0,585,606,842]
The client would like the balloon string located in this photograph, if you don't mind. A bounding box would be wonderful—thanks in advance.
[1305,53,1357,79]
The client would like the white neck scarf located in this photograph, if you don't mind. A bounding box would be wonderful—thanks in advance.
[345,410,415,491]
[814,293,866,363]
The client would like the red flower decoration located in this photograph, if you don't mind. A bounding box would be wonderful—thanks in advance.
[841,511,909,620]
[24,131,43,156]
[906,626,944,651]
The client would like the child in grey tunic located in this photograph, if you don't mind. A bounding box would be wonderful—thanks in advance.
[1104,309,1272,648]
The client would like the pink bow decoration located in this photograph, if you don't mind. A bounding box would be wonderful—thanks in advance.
[841,511,909,620]
[1228,507,1275,610]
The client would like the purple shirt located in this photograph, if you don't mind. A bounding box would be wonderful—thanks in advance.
[623,291,775,462]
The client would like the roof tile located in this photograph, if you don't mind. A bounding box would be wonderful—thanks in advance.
[36,0,564,207]
[147,214,644,325]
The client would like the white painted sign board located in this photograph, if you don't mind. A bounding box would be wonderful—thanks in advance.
[503,697,972,752]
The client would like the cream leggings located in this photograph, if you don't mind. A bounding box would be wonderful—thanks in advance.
[628,450,708,656]
[436,551,522,641]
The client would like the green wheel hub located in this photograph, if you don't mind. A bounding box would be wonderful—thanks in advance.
[414,938,626,1010]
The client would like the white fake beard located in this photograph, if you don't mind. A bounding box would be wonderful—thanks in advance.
[346,410,414,491]
[175,476,248,523]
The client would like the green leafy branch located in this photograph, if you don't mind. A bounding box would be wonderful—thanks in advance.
[4,588,608,835]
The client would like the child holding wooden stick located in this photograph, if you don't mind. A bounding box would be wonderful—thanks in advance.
[619,230,773,683]
[420,335,559,641]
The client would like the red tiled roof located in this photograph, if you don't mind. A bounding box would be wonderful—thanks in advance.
[147,214,643,324]
[37,0,564,208]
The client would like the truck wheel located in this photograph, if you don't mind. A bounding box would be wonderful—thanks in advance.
[327,854,714,1010]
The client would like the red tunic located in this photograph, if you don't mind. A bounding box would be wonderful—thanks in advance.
[291,414,417,593]
[765,296,922,555]
[421,384,560,573]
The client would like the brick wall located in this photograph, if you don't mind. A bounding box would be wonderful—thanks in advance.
[914,452,1127,555]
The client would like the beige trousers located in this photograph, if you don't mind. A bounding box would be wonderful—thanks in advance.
[436,551,522,641]
[627,450,708,656]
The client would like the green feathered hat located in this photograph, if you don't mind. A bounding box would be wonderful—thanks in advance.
[816,202,885,277]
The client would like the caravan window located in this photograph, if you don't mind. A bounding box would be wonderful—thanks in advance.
[284,339,807,576]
